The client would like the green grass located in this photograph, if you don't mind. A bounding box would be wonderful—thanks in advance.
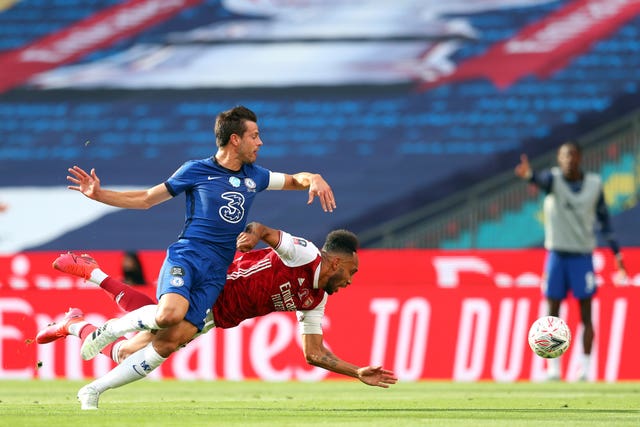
[1,380,639,426]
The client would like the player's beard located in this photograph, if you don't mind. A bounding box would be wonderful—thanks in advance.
[324,273,343,295]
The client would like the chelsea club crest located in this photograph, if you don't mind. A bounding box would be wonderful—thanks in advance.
[244,178,256,191]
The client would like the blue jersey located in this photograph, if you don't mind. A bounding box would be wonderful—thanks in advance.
[165,157,271,261]
[158,157,272,330]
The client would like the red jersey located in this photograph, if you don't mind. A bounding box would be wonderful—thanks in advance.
[210,232,327,331]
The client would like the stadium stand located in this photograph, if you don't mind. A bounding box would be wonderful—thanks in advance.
[362,110,640,248]
[1,1,639,251]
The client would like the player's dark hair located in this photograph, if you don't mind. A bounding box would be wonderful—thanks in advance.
[322,230,359,255]
[560,140,582,154]
[215,105,258,147]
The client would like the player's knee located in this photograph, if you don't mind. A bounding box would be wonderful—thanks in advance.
[155,311,183,327]
[155,294,189,327]
[155,304,188,327]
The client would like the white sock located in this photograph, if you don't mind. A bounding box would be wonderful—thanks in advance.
[89,342,166,393]
[582,354,591,373]
[67,321,88,337]
[107,304,160,336]
[547,358,561,377]
[89,269,108,285]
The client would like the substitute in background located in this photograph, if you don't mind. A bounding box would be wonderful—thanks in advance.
[515,141,627,381]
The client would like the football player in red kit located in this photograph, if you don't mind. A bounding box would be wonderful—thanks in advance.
[38,222,397,409]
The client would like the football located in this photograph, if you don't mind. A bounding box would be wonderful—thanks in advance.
[528,316,571,359]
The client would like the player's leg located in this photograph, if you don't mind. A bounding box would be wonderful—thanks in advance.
[544,297,563,381]
[78,340,167,410]
[36,308,86,344]
[547,298,561,317]
[576,298,594,381]
[578,297,594,354]
[80,304,160,360]
[541,251,568,381]
[147,271,220,357]
[152,319,198,356]
[100,276,156,311]
[78,243,223,408]
[36,309,126,362]
[568,254,596,381]
[53,252,156,311]
[77,320,196,410]
[77,323,126,363]
[80,247,196,360]
[114,330,155,362]
[152,244,198,327]
[155,292,190,327]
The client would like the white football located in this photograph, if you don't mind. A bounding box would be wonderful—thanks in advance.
[528,316,571,359]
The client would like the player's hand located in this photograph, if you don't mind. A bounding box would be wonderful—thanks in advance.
[514,154,532,179]
[308,174,336,213]
[613,269,628,286]
[356,365,398,388]
[236,230,260,252]
[67,165,101,199]
[613,255,628,286]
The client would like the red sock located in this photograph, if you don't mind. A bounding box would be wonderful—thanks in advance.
[78,323,125,362]
[99,277,156,312]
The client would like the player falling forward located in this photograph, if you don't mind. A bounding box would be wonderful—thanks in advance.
[38,222,398,409]
[65,105,336,410]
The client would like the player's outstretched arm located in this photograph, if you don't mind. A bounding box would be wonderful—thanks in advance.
[67,165,172,209]
[236,222,282,252]
[282,172,336,212]
[301,333,398,388]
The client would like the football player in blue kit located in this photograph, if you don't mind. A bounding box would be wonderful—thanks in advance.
[66,105,336,408]
[516,141,627,381]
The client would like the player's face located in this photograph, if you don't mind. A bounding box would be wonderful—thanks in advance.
[237,121,262,164]
[324,253,359,295]
[557,144,580,179]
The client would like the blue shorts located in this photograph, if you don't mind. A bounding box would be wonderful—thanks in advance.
[542,251,597,300]
[156,239,231,331]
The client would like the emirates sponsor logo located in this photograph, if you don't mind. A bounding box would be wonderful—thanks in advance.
[271,282,296,311]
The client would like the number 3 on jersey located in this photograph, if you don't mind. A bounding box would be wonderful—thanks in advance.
[219,192,245,223]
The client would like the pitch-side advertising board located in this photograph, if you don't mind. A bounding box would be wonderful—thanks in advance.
[1,249,638,382]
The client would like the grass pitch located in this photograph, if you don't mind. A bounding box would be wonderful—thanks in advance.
[0,380,638,426]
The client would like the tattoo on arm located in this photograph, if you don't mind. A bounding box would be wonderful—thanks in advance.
[319,353,340,369]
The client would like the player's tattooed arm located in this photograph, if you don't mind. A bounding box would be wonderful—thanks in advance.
[301,334,397,388]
